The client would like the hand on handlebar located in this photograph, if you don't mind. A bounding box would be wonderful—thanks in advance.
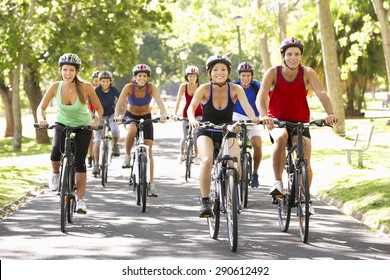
[114,115,123,123]
[159,114,168,123]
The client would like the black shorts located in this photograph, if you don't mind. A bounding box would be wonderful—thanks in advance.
[197,128,236,146]
[124,111,154,140]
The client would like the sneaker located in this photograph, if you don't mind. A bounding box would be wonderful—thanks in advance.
[49,172,60,191]
[269,181,283,196]
[199,201,213,218]
[92,165,100,175]
[76,199,87,214]
[301,203,315,215]
[122,154,131,168]
[148,183,158,197]
[251,173,259,188]
[178,154,184,164]
[112,144,120,157]
[193,156,200,165]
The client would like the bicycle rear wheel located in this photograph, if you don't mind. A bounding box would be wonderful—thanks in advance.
[208,171,220,239]
[225,170,238,252]
[59,157,69,233]
[297,161,310,243]
[101,146,108,187]
[185,139,193,182]
[241,153,250,207]
[139,153,148,213]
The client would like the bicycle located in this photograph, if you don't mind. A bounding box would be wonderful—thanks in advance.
[200,121,241,252]
[120,116,163,213]
[237,120,254,208]
[99,117,113,187]
[34,123,101,233]
[274,119,331,243]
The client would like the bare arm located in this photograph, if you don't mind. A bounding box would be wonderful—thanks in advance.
[114,84,130,120]
[149,83,168,122]
[86,83,103,128]
[36,82,58,127]
[187,84,206,127]
[233,84,258,122]
[173,83,185,119]
[256,67,275,129]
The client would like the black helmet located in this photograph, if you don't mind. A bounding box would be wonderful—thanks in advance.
[280,37,304,54]
[132,64,151,76]
[206,54,231,72]
[58,53,81,68]
[237,62,255,73]
[98,70,112,79]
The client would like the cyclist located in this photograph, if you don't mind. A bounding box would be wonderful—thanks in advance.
[173,65,202,165]
[87,71,100,168]
[36,53,103,214]
[114,64,168,197]
[233,62,263,188]
[187,54,259,217]
[92,70,121,175]
[256,37,337,213]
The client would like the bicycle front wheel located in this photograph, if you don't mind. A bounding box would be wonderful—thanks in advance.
[139,153,148,213]
[225,170,238,252]
[59,157,69,233]
[185,139,193,182]
[67,164,76,223]
[241,153,251,208]
[101,146,108,187]
[297,161,310,243]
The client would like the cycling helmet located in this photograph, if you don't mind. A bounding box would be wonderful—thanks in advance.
[92,71,100,78]
[185,66,199,75]
[280,37,304,54]
[206,54,231,72]
[132,64,151,76]
[98,70,112,79]
[237,62,255,73]
[58,53,81,68]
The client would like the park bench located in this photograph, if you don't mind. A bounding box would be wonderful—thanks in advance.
[341,124,374,167]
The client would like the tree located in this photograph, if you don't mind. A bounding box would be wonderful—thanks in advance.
[315,0,346,134]
[371,0,390,97]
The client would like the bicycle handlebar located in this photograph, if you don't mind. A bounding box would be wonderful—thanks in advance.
[272,119,332,128]
[116,116,168,125]
[34,124,103,130]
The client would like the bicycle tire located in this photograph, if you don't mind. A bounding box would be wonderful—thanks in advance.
[67,164,76,223]
[139,153,148,213]
[297,161,310,243]
[207,169,220,239]
[60,157,69,233]
[225,170,238,252]
[101,145,108,187]
[241,153,250,207]
[185,139,193,182]
[278,163,292,232]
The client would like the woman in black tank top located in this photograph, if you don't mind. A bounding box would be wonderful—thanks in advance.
[187,54,259,218]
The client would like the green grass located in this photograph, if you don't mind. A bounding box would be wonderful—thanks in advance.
[0,136,52,157]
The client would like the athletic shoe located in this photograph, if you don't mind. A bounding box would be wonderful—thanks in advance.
[301,203,315,215]
[269,180,283,196]
[148,183,158,197]
[251,173,259,188]
[76,199,87,214]
[178,154,184,164]
[193,156,200,165]
[199,201,213,218]
[49,172,60,191]
[92,165,100,175]
[112,144,120,157]
[122,154,131,168]
[87,156,93,168]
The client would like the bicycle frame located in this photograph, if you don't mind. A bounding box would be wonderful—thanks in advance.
[237,121,253,207]
[100,117,113,186]
[132,120,151,186]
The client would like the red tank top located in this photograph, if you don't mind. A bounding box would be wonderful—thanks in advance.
[268,65,310,122]
[183,83,202,118]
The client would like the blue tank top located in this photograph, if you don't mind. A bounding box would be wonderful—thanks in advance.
[201,83,234,125]
[127,83,152,106]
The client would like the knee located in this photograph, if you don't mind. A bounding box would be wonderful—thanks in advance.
[75,162,87,173]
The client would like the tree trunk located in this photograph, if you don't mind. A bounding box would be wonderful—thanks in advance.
[0,77,14,137]
[371,0,390,95]
[10,65,22,152]
[259,34,272,75]
[23,62,50,144]
[315,0,345,135]
[278,0,287,43]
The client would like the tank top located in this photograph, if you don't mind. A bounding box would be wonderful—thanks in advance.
[183,83,202,118]
[127,83,152,106]
[55,81,92,126]
[268,65,310,122]
[201,83,234,125]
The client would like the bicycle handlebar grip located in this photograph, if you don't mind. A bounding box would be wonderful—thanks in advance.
[97,125,104,130]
